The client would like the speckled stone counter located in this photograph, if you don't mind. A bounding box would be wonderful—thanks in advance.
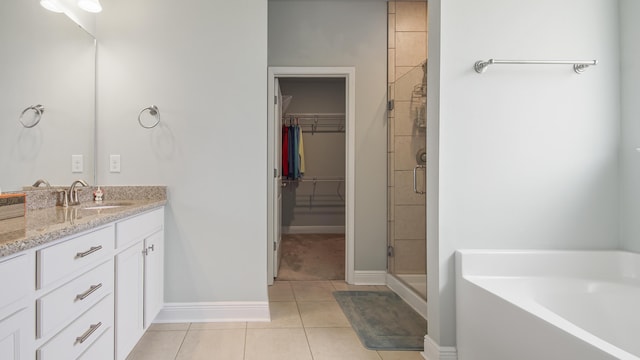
[0,186,166,258]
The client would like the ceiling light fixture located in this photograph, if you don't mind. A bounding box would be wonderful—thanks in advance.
[40,0,64,13]
[77,0,102,13]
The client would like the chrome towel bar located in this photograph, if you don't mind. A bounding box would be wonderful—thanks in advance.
[474,59,598,74]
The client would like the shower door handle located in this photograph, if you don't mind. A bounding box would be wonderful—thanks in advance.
[413,165,426,195]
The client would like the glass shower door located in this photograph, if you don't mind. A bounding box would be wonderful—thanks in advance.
[387,0,428,300]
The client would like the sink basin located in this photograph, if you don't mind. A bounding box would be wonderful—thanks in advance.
[82,202,134,210]
[83,205,123,210]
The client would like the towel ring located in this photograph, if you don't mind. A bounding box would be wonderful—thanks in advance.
[19,104,44,128]
[138,105,160,129]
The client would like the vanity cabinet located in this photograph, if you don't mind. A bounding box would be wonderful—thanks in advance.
[0,204,164,360]
[115,208,164,360]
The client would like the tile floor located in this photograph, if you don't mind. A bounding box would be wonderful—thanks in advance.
[127,280,425,360]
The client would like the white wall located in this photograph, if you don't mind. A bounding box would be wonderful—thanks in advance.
[428,0,620,348]
[269,0,388,270]
[96,0,268,302]
[620,0,640,252]
[280,79,346,114]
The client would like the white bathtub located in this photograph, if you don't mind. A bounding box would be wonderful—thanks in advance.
[455,250,640,360]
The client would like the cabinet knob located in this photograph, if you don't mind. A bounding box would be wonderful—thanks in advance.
[143,244,155,256]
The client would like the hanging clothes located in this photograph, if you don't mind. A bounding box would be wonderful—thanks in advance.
[292,124,300,179]
[288,125,295,179]
[281,120,305,180]
[282,125,289,178]
[298,126,305,176]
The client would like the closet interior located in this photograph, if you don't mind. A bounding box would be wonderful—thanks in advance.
[276,77,347,281]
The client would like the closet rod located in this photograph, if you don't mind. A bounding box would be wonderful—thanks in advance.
[296,123,343,127]
[284,114,345,133]
[474,59,598,74]
[283,177,344,183]
[297,130,344,134]
[285,112,345,118]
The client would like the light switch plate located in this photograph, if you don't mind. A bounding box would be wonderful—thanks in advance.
[71,155,83,173]
[110,154,121,173]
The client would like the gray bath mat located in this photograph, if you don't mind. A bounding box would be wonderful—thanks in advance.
[333,291,426,351]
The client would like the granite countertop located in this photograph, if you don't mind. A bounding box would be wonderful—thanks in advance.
[0,186,167,258]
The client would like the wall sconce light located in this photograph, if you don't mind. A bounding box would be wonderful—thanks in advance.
[40,0,64,13]
[77,0,102,13]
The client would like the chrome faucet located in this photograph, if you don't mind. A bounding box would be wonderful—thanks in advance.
[32,179,51,187]
[68,179,88,206]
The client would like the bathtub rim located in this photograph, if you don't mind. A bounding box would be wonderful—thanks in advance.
[456,249,640,280]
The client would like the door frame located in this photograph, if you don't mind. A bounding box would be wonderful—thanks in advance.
[267,66,356,285]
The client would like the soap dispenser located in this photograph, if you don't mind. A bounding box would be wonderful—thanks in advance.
[93,186,103,202]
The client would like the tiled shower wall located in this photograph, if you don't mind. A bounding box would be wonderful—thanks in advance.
[387,1,427,275]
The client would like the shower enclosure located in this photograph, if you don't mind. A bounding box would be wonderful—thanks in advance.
[387,0,427,300]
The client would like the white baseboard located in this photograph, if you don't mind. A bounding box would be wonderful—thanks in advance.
[282,226,345,234]
[154,302,270,323]
[352,270,387,285]
[386,274,427,319]
[423,335,458,360]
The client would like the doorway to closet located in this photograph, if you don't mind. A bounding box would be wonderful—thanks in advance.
[267,67,356,285]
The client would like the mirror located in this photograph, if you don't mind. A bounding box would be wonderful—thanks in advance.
[0,0,96,192]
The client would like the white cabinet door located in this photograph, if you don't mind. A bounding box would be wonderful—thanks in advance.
[0,254,31,309]
[0,253,34,360]
[0,308,33,360]
[143,230,164,329]
[115,242,144,360]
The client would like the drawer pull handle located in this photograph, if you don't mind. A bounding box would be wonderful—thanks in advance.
[76,283,103,301]
[76,246,103,258]
[75,322,102,344]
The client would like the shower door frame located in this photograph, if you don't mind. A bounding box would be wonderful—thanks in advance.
[267,66,356,285]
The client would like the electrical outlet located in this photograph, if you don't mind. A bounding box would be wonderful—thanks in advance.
[110,154,121,173]
[71,155,83,173]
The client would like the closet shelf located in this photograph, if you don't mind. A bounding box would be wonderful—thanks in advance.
[284,112,345,119]
[282,177,345,203]
[283,112,345,134]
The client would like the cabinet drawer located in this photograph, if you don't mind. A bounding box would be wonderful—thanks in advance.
[37,226,114,289]
[37,259,113,339]
[37,294,113,360]
[77,326,113,360]
[116,208,163,249]
[0,254,32,309]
